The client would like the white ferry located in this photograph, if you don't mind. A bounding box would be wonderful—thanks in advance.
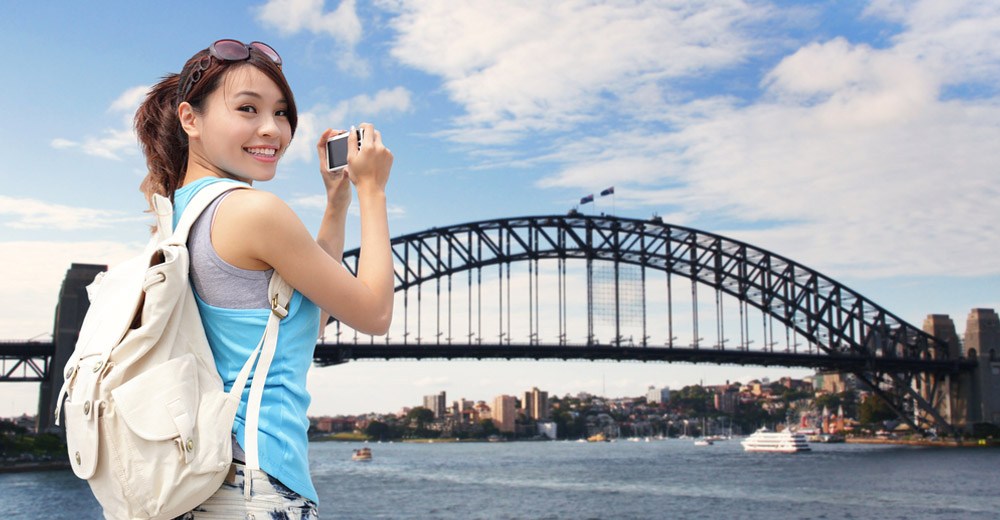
[741,428,811,453]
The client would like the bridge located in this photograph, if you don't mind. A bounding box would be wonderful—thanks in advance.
[3,214,997,436]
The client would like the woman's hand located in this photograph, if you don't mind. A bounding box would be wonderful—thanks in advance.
[317,128,352,211]
[347,122,393,194]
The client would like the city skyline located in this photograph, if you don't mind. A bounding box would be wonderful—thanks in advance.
[2,1,998,417]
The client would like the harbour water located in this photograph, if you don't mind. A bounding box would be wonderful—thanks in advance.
[2,439,997,519]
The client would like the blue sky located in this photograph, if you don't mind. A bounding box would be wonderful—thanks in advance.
[1,0,998,417]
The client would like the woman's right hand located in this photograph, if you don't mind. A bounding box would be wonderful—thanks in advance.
[347,122,393,193]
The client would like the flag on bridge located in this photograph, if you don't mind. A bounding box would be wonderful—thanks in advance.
[580,194,594,205]
[600,186,614,197]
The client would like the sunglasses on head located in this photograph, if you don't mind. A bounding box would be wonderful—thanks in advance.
[178,39,282,101]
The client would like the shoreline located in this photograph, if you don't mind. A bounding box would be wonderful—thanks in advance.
[0,460,71,474]
[845,437,998,448]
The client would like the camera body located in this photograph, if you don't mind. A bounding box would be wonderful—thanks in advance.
[325,128,364,172]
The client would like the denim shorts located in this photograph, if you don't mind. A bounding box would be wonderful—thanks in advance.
[175,462,318,519]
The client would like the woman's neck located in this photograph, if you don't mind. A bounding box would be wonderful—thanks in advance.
[181,158,252,187]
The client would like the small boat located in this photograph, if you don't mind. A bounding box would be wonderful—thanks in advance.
[694,439,714,446]
[586,432,609,442]
[351,447,372,461]
[741,428,811,453]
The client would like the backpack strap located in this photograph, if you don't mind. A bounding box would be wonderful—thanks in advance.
[241,273,294,473]
[169,181,247,244]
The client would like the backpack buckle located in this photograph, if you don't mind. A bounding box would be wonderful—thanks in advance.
[270,294,289,319]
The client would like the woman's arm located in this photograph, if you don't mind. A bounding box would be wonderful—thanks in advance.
[314,128,352,338]
[212,123,395,335]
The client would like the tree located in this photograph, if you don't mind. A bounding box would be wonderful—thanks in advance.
[365,420,391,441]
[478,419,500,438]
[406,407,435,428]
[858,395,896,426]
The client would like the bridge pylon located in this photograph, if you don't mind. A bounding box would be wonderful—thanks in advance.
[36,263,105,432]
[962,309,1000,426]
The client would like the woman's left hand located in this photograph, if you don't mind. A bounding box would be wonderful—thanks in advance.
[316,128,352,211]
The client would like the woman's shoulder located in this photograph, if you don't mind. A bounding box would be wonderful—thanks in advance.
[214,188,305,238]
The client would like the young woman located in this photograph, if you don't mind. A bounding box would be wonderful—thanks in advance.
[134,39,394,518]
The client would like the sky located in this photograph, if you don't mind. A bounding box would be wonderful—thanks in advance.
[1,0,998,418]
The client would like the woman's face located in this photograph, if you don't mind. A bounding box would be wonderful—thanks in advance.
[191,65,292,184]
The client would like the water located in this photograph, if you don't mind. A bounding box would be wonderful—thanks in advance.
[2,440,998,519]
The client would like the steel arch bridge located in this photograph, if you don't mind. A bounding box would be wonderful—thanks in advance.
[325,213,972,434]
[1,214,975,435]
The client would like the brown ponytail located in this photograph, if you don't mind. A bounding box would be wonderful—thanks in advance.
[134,73,188,204]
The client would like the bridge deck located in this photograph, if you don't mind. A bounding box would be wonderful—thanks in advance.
[314,342,976,374]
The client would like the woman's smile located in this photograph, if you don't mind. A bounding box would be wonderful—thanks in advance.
[244,146,279,162]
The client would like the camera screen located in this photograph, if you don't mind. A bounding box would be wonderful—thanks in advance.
[326,134,349,171]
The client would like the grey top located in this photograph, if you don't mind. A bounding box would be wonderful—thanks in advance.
[188,193,272,309]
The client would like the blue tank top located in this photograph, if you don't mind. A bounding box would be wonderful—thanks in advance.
[173,177,320,503]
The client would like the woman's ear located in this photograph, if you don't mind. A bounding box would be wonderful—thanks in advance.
[178,101,200,140]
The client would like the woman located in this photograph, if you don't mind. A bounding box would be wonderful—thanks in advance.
[134,39,394,518]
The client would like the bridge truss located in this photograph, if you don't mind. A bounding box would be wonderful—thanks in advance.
[330,214,972,435]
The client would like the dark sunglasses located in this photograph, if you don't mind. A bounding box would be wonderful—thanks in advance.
[178,39,282,101]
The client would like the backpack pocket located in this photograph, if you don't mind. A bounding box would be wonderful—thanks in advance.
[112,353,199,446]
[64,399,100,480]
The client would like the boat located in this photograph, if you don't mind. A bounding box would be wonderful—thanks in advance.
[741,428,811,453]
[586,432,609,442]
[351,447,372,461]
[693,439,714,446]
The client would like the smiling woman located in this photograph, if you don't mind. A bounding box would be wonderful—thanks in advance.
[123,39,396,518]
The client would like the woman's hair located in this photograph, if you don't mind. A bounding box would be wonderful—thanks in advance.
[134,45,298,203]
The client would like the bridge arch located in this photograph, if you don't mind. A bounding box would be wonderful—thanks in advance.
[341,214,951,366]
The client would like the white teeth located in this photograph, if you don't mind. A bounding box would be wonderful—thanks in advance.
[246,147,276,156]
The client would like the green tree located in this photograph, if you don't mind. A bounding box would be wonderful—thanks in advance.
[365,420,391,441]
[406,407,435,429]
[858,395,896,426]
[478,418,500,438]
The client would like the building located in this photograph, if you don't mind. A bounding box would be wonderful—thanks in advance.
[492,395,517,433]
[474,401,492,421]
[423,391,447,419]
[522,387,549,420]
[814,371,855,394]
[714,390,738,414]
[645,385,670,405]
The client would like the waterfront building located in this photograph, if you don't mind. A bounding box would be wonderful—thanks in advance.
[645,385,670,405]
[714,390,738,413]
[493,395,517,433]
[523,387,549,420]
[814,371,857,394]
[475,401,492,420]
[451,397,475,417]
[424,391,447,419]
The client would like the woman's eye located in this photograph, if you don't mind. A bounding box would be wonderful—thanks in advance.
[276,109,288,117]
[238,105,257,114]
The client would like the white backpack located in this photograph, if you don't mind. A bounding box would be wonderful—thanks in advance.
[55,182,292,520]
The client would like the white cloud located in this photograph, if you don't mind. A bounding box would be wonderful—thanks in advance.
[283,87,413,163]
[528,3,1000,279]
[108,85,151,113]
[0,196,146,230]
[382,0,767,143]
[255,0,367,75]
[256,0,362,45]
[866,0,1000,86]
[51,84,148,161]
